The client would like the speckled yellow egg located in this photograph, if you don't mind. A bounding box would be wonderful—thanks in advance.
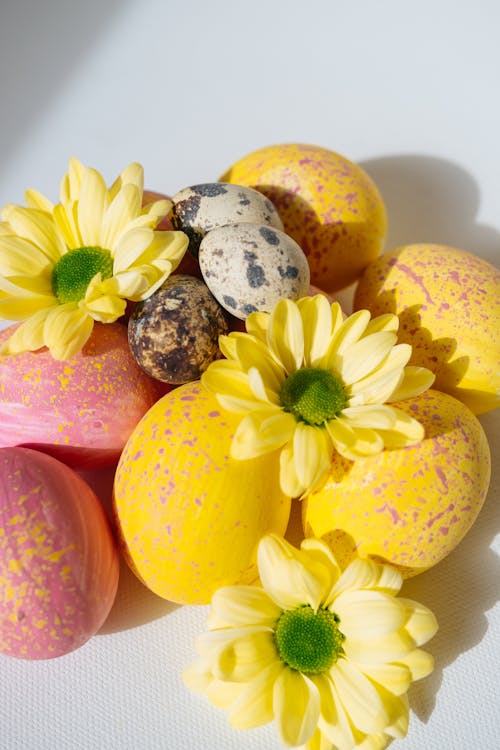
[112,381,291,604]
[354,243,500,414]
[302,390,490,577]
[0,448,119,659]
[220,143,387,292]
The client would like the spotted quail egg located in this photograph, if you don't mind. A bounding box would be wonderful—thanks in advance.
[128,275,229,384]
[170,182,283,256]
[199,223,310,319]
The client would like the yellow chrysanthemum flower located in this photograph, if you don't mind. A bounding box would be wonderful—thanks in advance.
[202,295,435,497]
[0,157,188,360]
[184,534,437,750]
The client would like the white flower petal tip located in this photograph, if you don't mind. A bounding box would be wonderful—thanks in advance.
[201,297,433,497]
[184,534,436,749]
[0,158,187,360]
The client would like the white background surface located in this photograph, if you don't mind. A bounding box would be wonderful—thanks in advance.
[0,1,499,749]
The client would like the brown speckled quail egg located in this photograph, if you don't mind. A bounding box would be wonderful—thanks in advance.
[170,183,284,256]
[128,275,229,384]
[199,223,310,319]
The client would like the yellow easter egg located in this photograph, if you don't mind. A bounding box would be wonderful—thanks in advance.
[220,143,387,292]
[302,390,490,577]
[354,243,500,414]
[112,381,291,604]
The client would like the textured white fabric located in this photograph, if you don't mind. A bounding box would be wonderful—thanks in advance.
[0,2,499,749]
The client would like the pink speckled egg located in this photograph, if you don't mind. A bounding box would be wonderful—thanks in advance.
[0,447,119,659]
[113,381,291,604]
[220,143,387,292]
[0,322,162,469]
[302,390,491,577]
[354,243,500,414]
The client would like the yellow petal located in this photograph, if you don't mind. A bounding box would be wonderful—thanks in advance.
[377,408,425,448]
[245,309,270,342]
[235,334,286,389]
[340,405,397,430]
[182,653,215,692]
[136,230,188,270]
[297,294,335,367]
[60,157,85,203]
[142,198,172,222]
[387,365,435,402]
[195,625,272,657]
[231,410,295,459]
[202,360,263,413]
[383,691,409,739]
[207,678,245,709]
[0,293,56,321]
[362,313,399,335]
[0,235,55,276]
[330,659,389,734]
[400,598,438,645]
[53,201,82,249]
[335,331,397,385]
[77,168,109,247]
[300,538,341,591]
[257,534,331,610]
[327,310,371,363]
[273,667,320,746]
[267,298,304,373]
[109,161,144,200]
[81,291,126,323]
[228,660,284,729]
[43,304,94,360]
[347,345,412,404]
[356,662,411,697]
[214,631,279,682]
[328,559,403,603]
[24,188,54,213]
[396,648,434,681]
[112,227,156,273]
[0,308,51,355]
[343,631,415,665]
[208,585,281,629]
[1,207,65,262]
[293,422,332,494]
[332,590,406,641]
[101,183,141,250]
[312,674,357,750]
[279,442,305,498]
[247,366,281,404]
[326,418,384,459]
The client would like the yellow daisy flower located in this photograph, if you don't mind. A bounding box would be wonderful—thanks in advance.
[201,295,435,497]
[0,157,188,360]
[184,534,437,750]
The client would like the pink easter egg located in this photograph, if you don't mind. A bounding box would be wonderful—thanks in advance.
[0,447,119,659]
[0,322,163,469]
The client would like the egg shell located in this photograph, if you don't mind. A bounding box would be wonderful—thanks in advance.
[354,243,500,414]
[302,390,491,576]
[0,322,162,469]
[0,447,119,659]
[199,222,310,319]
[220,143,387,292]
[112,381,291,604]
[171,182,284,257]
[128,274,229,384]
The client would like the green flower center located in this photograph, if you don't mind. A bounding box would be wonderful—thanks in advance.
[274,605,345,674]
[280,368,346,425]
[52,246,113,303]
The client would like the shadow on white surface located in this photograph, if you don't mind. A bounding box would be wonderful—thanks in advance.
[0,0,129,169]
[402,407,500,722]
[360,155,500,265]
